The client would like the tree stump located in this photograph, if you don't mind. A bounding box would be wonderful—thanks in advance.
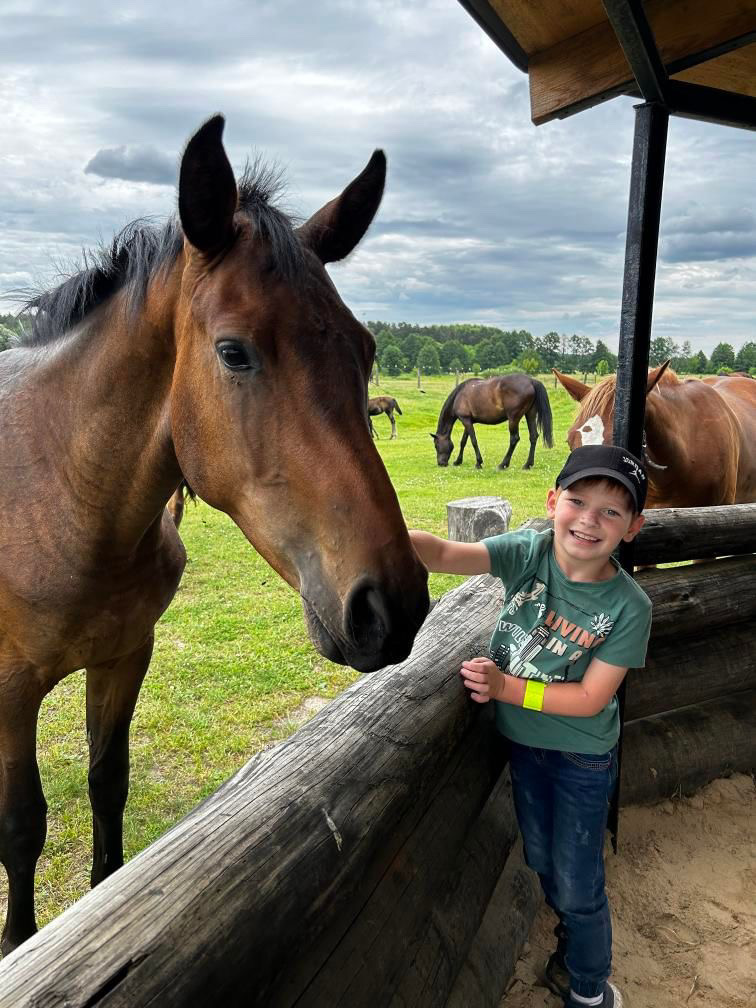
[447,497,512,542]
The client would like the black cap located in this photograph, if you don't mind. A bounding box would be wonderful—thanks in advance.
[556,444,647,512]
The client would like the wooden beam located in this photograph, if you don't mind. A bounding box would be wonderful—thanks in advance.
[528,0,756,124]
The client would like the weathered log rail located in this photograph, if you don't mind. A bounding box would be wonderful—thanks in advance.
[0,505,753,1007]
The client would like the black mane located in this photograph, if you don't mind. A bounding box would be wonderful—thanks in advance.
[20,160,304,347]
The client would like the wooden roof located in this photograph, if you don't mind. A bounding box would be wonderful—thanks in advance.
[462,0,756,125]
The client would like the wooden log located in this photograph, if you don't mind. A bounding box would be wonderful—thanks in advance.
[637,556,756,642]
[626,621,756,721]
[294,718,507,1007]
[389,772,519,1007]
[447,497,512,542]
[522,503,756,564]
[0,574,506,1008]
[445,840,540,1008]
[633,503,756,564]
[621,690,756,806]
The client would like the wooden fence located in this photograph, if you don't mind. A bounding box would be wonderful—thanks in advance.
[0,504,753,1007]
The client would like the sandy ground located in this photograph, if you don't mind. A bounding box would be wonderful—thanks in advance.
[500,773,755,1008]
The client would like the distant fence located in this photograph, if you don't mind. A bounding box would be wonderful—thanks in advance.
[0,505,753,1007]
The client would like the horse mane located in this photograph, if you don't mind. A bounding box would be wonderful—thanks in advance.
[19,159,304,347]
[579,366,681,417]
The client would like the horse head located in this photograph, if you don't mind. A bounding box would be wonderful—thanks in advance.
[169,116,429,671]
[554,363,670,470]
[430,432,454,466]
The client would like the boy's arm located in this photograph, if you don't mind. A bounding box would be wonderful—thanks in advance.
[461,655,628,717]
[409,530,491,576]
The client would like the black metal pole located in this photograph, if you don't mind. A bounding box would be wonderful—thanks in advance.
[610,100,668,851]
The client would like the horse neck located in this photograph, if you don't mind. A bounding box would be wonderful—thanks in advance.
[436,387,461,436]
[31,275,183,553]
[641,390,684,501]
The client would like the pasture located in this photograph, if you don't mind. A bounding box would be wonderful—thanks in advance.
[3,374,579,930]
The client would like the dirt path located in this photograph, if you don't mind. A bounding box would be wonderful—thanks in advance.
[501,774,755,1008]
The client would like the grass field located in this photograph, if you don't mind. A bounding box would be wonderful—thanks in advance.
[8,372,580,930]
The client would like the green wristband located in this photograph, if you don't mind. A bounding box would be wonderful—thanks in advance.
[523,680,546,712]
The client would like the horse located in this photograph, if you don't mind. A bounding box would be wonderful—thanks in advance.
[0,115,429,955]
[554,364,756,507]
[368,395,402,439]
[430,375,554,469]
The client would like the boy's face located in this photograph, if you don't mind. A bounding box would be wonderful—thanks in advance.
[546,478,645,570]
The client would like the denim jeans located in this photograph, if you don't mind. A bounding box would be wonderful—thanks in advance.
[508,740,618,999]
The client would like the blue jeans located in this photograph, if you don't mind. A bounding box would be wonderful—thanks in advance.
[508,740,618,999]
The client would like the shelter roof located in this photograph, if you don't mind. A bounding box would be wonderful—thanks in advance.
[460,0,756,126]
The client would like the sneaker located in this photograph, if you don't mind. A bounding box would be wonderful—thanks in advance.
[565,982,624,1008]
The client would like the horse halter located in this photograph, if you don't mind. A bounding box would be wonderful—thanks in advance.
[641,428,667,472]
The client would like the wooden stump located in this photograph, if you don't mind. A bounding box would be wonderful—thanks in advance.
[447,497,512,542]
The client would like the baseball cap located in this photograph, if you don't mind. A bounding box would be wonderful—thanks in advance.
[556,444,647,512]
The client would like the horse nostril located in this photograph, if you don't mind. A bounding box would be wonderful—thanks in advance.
[345,581,391,651]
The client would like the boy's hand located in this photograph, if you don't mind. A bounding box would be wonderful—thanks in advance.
[460,657,506,704]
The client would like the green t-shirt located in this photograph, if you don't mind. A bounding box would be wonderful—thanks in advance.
[483,527,652,754]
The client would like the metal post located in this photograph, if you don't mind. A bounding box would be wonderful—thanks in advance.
[610,100,668,851]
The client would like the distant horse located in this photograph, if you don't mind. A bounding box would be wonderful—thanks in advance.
[368,395,402,439]
[166,479,195,528]
[431,375,554,469]
[0,115,429,954]
[555,364,756,506]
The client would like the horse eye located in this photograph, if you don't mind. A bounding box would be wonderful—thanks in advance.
[216,340,256,372]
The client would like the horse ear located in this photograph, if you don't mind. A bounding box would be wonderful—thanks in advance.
[179,115,238,255]
[647,359,671,394]
[430,433,438,442]
[297,150,386,264]
[553,369,590,402]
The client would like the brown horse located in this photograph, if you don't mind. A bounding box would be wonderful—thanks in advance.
[555,364,756,506]
[431,375,554,469]
[0,116,429,954]
[368,395,402,439]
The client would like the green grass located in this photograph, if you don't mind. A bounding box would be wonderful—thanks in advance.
[3,373,579,929]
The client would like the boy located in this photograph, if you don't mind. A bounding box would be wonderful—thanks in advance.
[409,444,652,1008]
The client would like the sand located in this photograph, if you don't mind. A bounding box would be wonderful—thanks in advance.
[500,773,756,1008]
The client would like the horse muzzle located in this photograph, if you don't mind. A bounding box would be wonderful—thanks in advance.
[300,573,429,673]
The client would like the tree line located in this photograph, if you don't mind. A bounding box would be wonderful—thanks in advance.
[367,321,756,378]
[1,313,753,378]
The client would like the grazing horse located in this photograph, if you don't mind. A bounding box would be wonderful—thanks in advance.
[431,375,554,469]
[368,395,402,439]
[0,115,429,955]
[555,364,756,507]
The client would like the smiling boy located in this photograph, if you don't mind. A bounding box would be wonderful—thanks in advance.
[409,444,652,1008]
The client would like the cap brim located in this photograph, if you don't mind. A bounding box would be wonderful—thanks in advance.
[558,467,642,510]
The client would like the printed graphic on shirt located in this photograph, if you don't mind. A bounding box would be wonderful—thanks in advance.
[491,601,612,684]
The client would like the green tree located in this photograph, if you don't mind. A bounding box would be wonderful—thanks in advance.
[690,350,708,374]
[381,344,405,376]
[439,339,467,371]
[592,340,616,372]
[417,340,441,375]
[596,359,609,378]
[535,331,561,370]
[710,342,735,372]
[735,341,756,372]
[649,336,678,366]
[517,355,541,375]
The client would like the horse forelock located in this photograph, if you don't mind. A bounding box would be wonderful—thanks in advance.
[18,159,307,347]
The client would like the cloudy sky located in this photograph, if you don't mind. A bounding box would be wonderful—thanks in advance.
[2,0,754,353]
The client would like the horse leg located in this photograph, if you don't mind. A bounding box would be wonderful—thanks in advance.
[498,418,520,470]
[0,671,48,955]
[522,408,539,469]
[453,430,469,465]
[466,422,484,468]
[86,636,153,887]
[389,410,397,439]
[369,417,378,439]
